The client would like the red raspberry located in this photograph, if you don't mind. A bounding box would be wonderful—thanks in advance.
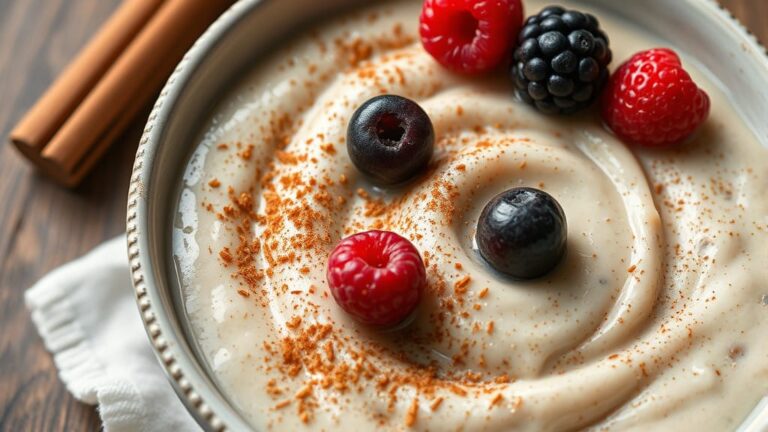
[326,230,425,326]
[601,48,710,147]
[420,0,524,74]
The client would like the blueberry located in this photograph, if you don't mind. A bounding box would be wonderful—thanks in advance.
[347,95,434,185]
[476,188,567,279]
[538,31,568,58]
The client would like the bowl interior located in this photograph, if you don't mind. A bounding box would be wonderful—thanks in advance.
[132,0,768,430]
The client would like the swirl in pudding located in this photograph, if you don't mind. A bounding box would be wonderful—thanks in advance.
[174,1,768,430]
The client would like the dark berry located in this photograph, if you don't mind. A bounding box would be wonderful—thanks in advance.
[551,50,577,74]
[476,188,567,279]
[547,75,574,97]
[539,5,565,18]
[347,95,434,185]
[528,81,548,100]
[538,31,568,57]
[510,6,612,114]
[516,38,539,62]
[568,29,595,55]
[540,16,567,33]
[561,10,587,29]
[523,57,549,81]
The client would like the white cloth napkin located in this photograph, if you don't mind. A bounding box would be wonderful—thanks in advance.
[25,236,200,432]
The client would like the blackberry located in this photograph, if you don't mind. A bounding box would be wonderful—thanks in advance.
[510,6,612,114]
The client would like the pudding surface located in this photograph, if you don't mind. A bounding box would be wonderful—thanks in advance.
[173,1,768,430]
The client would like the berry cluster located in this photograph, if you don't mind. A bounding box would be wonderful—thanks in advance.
[326,2,714,328]
[417,0,709,145]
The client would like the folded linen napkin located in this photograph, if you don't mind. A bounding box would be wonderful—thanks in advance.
[25,236,200,432]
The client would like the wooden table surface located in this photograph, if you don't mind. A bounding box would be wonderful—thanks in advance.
[0,0,765,430]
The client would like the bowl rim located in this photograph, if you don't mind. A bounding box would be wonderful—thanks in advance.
[126,1,768,431]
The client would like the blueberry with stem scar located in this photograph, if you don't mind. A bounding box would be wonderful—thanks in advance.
[347,95,434,185]
[477,187,567,279]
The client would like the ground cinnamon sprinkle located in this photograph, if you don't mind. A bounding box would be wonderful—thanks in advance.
[240,144,254,160]
[274,399,291,410]
[286,316,302,329]
[219,247,233,264]
[320,143,336,154]
[429,397,443,411]
[208,178,221,188]
[454,275,471,295]
[489,393,503,409]
[405,398,419,427]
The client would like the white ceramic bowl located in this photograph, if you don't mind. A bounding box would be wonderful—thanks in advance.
[126,0,768,430]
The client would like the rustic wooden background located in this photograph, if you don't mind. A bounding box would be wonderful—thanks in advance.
[0,0,765,430]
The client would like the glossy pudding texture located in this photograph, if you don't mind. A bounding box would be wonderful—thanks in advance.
[174,1,768,430]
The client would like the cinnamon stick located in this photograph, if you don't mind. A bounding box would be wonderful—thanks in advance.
[10,0,234,187]
[10,0,163,183]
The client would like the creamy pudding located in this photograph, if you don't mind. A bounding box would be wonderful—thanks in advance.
[173,1,768,430]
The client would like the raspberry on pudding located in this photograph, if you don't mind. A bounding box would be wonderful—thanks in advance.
[173,1,768,430]
[327,230,425,326]
[602,48,711,147]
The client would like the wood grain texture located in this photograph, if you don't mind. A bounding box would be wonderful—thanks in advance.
[0,0,764,430]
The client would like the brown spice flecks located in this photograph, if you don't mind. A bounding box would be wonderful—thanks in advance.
[208,178,221,188]
[274,399,291,410]
[320,143,336,154]
[627,264,637,273]
[405,398,419,427]
[237,289,250,298]
[219,247,233,264]
[240,144,254,160]
[430,397,443,411]
[489,393,503,409]
[266,379,282,397]
[286,316,302,329]
[454,275,471,297]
